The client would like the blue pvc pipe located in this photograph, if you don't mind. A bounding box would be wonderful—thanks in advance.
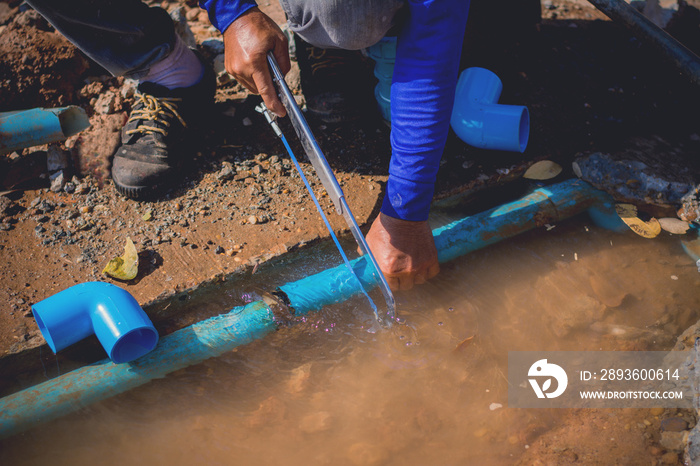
[32,282,159,364]
[450,67,530,153]
[0,106,90,154]
[0,180,623,438]
[280,179,622,314]
[0,300,277,438]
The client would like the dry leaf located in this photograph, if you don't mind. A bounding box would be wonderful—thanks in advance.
[453,335,475,353]
[572,161,582,178]
[658,218,690,235]
[103,237,139,280]
[523,161,562,180]
[615,204,661,239]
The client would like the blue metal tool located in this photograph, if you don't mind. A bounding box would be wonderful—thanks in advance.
[256,52,396,325]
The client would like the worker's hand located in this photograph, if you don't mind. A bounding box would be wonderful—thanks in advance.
[364,213,440,291]
[223,7,290,117]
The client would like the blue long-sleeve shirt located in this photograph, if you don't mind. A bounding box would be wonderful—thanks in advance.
[200,0,470,222]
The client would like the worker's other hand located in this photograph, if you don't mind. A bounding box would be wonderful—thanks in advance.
[364,213,440,291]
[223,7,290,117]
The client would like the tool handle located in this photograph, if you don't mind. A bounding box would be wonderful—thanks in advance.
[266,53,346,215]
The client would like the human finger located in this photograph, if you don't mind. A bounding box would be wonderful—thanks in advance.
[387,275,401,291]
[252,68,286,117]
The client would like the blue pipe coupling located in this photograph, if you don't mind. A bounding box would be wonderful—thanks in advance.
[451,67,530,153]
[31,282,158,364]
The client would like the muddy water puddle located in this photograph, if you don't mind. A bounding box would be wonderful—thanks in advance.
[2,216,699,465]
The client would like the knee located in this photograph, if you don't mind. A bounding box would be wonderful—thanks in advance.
[287,0,404,50]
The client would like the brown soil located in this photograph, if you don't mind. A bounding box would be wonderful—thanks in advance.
[0,0,699,462]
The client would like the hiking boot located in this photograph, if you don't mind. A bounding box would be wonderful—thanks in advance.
[294,35,376,124]
[111,64,215,199]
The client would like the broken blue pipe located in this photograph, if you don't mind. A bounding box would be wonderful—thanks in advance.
[0,106,90,154]
[31,282,159,364]
[450,67,530,153]
[0,179,625,438]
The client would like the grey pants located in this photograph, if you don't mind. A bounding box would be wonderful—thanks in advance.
[26,0,405,78]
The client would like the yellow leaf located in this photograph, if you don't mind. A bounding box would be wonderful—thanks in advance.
[572,161,582,178]
[615,203,638,218]
[658,218,690,235]
[103,237,139,280]
[615,204,661,239]
[523,161,562,180]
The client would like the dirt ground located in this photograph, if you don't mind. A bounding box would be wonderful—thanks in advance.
[1,0,699,462]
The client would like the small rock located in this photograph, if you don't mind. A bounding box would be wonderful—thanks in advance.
[651,407,665,416]
[659,431,688,452]
[242,117,253,127]
[63,182,76,194]
[47,145,70,171]
[247,215,258,225]
[661,417,688,433]
[94,91,118,114]
[489,403,503,411]
[185,8,199,21]
[120,79,138,99]
[49,171,65,192]
[215,246,224,254]
[75,183,90,195]
[201,38,225,55]
[217,161,236,181]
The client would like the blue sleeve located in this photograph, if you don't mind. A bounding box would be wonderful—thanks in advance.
[199,0,258,33]
[380,0,470,222]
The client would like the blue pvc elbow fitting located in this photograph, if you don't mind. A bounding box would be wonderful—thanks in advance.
[450,67,530,153]
[31,282,158,364]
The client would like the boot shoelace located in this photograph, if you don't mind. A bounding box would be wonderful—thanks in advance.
[125,93,187,137]
[307,47,352,77]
